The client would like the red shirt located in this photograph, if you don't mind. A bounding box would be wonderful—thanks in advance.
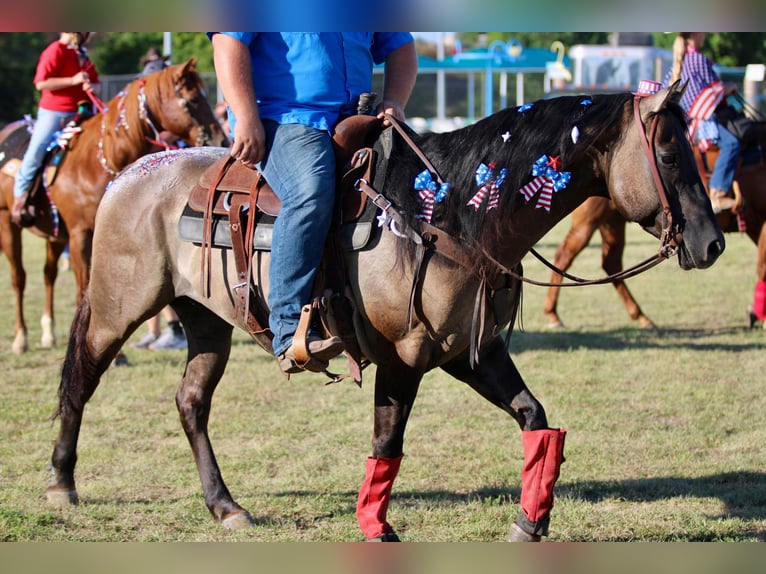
[34,40,100,112]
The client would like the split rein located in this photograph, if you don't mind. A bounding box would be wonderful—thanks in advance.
[376,99,684,291]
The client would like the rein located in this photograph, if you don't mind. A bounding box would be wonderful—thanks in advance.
[375,98,683,290]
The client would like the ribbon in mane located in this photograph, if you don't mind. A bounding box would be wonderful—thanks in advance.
[466,161,508,212]
[413,169,450,223]
[517,155,571,212]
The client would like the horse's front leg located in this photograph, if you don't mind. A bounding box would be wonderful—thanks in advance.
[0,213,28,353]
[40,239,67,348]
[357,359,423,542]
[441,336,566,542]
[172,301,254,530]
[67,227,93,305]
[748,222,766,329]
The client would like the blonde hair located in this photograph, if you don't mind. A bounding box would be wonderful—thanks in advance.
[670,33,693,84]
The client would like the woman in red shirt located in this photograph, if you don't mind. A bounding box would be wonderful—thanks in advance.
[11,32,100,225]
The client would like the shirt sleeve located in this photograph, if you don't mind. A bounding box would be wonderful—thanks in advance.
[207,32,255,45]
[370,33,414,65]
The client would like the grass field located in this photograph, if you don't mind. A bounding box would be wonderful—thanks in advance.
[1,218,765,542]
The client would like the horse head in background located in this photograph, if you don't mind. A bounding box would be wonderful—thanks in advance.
[47,83,723,541]
[0,58,227,354]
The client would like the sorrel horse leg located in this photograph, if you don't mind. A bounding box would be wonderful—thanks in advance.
[171,298,254,529]
[356,360,423,541]
[542,228,594,328]
[0,212,29,354]
[543,200,603,328]
[599,213,654,328]
[40,240,67,348]
[441,337,564,542]
[66,228,93,305]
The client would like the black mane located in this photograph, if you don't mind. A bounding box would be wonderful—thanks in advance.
[376,92,634,250]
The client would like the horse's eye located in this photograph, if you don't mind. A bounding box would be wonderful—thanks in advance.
[659,153,678,167]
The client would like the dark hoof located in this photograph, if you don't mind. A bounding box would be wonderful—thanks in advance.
[367,531,400,542]
[111,352,129,367]
[747,306,759,329]
[507,522,541,542]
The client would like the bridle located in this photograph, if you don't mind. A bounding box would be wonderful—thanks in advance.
[362,98,686,291]
[97,75,210,176]
[353,101,689,365]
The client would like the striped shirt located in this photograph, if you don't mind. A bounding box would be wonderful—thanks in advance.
[664,46,723,145]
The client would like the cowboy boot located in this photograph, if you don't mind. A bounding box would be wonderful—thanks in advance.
[709,188,736,214]
[356,455,403,541]
[509,428,566,541]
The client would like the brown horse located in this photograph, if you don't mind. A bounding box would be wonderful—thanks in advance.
[0,59,227,354]
[542,140,765,329]
[47,85,724,541]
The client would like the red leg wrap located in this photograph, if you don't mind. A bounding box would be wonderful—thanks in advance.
[356,455,403,539]
[753,280,766,321]
[517,428,566,536]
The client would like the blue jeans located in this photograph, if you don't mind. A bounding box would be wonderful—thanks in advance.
[258,121,336,356]
[13,107,74,197]
[708,121,740,192]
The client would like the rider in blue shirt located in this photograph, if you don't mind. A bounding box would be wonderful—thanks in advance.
[209,32,417,374]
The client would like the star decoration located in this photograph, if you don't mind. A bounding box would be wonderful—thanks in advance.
[501,131,512,142]
[547,155,562,171]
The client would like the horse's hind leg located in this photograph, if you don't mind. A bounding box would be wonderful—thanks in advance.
[40,239,67,348]
[171,299,254,529]
[48,294,125,506]
[441,337,565,542]
[542,217,598,329]
[599,215,654,328]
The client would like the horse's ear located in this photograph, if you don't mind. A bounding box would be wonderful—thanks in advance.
[181,58,198,75]
[174,59,199,88]
[639,85,677,118]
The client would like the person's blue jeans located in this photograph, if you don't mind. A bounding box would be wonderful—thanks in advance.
[708,121,740,192]
[13,107,74,197]
[258,121,336,356]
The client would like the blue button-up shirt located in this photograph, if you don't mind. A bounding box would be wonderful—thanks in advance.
[210,32,414,133]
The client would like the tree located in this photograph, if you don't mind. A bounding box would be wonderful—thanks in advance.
[0,32,50,124]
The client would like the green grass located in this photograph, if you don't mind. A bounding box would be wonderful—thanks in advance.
[1,220,765,542]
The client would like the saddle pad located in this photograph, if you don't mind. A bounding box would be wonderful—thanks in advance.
[178,205,374,252]
[0,121,32,172]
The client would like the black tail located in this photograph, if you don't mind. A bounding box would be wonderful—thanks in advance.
[53,294,95,420]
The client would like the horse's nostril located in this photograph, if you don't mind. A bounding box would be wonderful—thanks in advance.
[710,238,725,261]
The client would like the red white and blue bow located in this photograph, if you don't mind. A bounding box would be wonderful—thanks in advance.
[517,155,571,212]
[466,161,508,212]
[414,169,450,223]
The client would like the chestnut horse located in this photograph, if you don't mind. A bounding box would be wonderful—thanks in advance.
[0,59,227,354]
[542,139,765,329]
[48,85,723,541]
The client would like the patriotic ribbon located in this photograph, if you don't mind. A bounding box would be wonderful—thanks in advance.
[517,155,571,212]
[413,169,450,223]
[466,161,508,212]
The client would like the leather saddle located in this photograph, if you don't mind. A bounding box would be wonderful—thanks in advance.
[184,114,385,383]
